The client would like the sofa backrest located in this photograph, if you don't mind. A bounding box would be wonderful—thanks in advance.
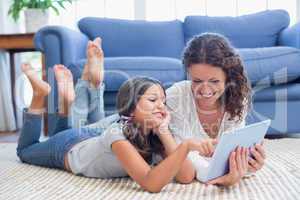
[78,17,185,58]
[184,9,290,48]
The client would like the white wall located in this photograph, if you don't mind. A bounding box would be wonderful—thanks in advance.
[1,0,299,33]
[145,0,298,25]
[0,0,24,34]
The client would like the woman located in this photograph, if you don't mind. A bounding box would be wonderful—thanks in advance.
[17,38,220,193]
[166,33,265,186]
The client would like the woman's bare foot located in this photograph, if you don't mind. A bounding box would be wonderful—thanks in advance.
[22,63,51,114]
[53,64,75,116]
[22,63,51,97]
[86,37,104,88]
[81,64,89,81]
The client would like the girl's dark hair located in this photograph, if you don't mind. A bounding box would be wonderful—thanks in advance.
[116,77,165,163]
[183,33,251,121]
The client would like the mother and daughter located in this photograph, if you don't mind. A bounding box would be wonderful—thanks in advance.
[17,33,266,192]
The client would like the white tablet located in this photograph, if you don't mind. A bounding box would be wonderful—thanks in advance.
[196,119,271,183]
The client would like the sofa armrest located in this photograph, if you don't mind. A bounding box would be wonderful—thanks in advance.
[34,26,89,69]
[278,22,300,48]
[34,26,89,120]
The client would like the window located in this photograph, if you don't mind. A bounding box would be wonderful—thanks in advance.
[49,0,134,29]
[145,0,297,25]
[46,0,298,27]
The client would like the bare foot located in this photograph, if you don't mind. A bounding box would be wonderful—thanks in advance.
[22,63,51,114]
[53,64,75,115]
[86,37,104,88]
[81,64,89,81]
[22,63,51,97]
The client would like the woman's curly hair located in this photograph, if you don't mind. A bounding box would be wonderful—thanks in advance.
[183,33,252,121]
[116,77,165,164]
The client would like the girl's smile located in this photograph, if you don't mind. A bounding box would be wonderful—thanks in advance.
[131,84,166,132]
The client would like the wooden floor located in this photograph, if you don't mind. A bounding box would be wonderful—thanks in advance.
[0,131,19,143]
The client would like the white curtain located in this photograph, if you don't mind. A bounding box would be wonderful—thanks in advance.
[0,51,16,131]
[0,0,23,131]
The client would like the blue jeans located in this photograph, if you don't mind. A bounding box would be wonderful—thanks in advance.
[16,80,108,170]
[69,79,105,128]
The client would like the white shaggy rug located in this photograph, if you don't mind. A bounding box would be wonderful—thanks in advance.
[0,139,300,200]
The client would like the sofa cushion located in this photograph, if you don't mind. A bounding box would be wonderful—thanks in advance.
[247,100,300,134]
[184,9,289,48]
[68,57,185,91]
[78,18,185,58]
[238,47,300,86]
[252,83,300,102]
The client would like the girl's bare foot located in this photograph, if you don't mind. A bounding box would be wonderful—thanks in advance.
[22,63,51,114]
[53,64,75,116]
[86,37,104,88]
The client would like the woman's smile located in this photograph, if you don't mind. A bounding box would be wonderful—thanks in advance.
[199,91,216,99]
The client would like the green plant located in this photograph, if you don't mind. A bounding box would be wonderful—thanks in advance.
[8,0,74,21]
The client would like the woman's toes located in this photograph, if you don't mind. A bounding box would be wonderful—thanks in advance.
[21,63,32,73]
[22,63,51,97]
[81,64,89,81]
[87,41,94,58]
[94,37,101,45]
[95,48,103,58]
[84,37,105,88]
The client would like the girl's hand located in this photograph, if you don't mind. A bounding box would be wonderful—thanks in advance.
[248,142,265,173]
[154,110,171,135]
[187,139,218,157]
[207,147,249,186]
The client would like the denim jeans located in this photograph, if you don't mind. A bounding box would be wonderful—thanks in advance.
[69,79,105,128]
[16,80,109,170]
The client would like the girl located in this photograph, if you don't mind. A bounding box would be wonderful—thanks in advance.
[166,33,264,186]
[17,38,216,193]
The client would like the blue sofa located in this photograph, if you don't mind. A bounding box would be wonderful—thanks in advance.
[34,9,300,136]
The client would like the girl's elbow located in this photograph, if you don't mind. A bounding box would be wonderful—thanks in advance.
[177,174,194,184]
[140,183,163,193]
[176,171,195,184]
[145,186,162,193]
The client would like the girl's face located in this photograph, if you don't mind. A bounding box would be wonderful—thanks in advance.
[189,63,226,109]
[131,84,166,133]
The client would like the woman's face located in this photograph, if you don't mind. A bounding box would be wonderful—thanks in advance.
[131,84,166,133]
[189,63,226,109]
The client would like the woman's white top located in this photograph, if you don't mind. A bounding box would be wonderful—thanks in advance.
[166,81,247,179]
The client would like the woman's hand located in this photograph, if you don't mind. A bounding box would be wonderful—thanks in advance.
[207,147,249,186]
[248,142,265,173]
[187,139,218,157]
